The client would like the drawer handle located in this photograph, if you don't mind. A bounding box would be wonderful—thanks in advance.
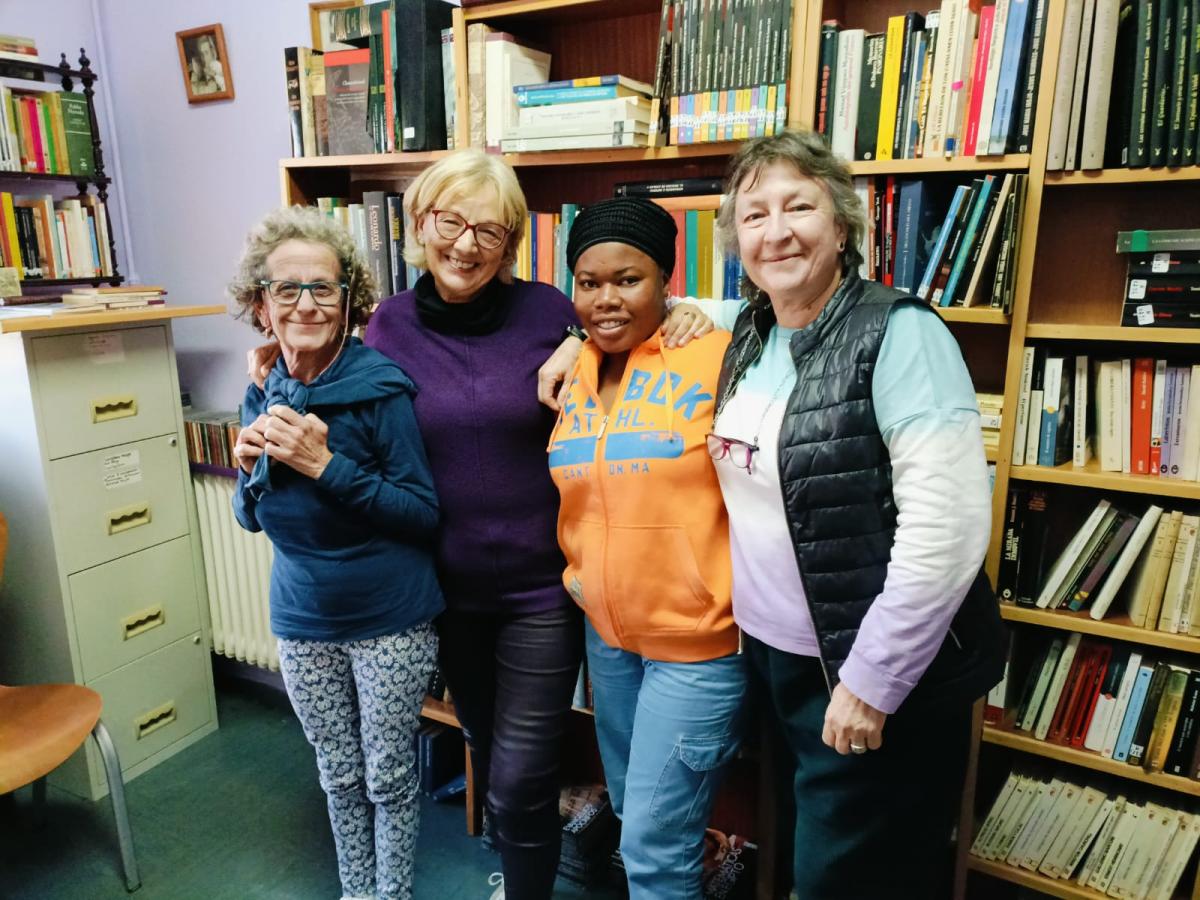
[107,504,151,535]
[92,395,138,422]
[121,605,165,640]
[134,702,176,740]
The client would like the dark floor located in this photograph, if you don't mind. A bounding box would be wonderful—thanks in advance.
[0,680,623,900]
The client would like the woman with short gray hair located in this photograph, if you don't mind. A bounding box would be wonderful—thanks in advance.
[230,205,442,900]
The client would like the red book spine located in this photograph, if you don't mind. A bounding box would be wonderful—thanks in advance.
[883,176,896,286]
[1070,646,1112,747]
[1131,358,1155,475]
[536,212,554,285]
[382,10,394,153]
[1048,645,1094,744]
[963,5,994,156]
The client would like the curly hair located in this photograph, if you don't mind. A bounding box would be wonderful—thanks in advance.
[716,130,865,301]
[228,205,377,333]
[402,148,528,278]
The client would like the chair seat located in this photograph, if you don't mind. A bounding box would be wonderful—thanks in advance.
[0,683,102,794]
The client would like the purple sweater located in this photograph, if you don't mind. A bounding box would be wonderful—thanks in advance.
[365,278,577,613]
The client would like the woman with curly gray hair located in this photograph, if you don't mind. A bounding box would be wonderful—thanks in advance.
[230,205,443,900]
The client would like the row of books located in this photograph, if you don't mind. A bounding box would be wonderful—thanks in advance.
[1119,230,1200,330]
[1008,494,1200,634]
[997,632,1200,777]
[1049,0,1200,171]
[649,0,794,146]
[314,193,420,301]
[979,391,1004,450]
[1011,347,1200,476]
[0,84,95,176]
[413,722,465,799]
[817,0,1049,162]
[0,192,113,280]
[853,172,1027,310]
[970,766,1200,898]
[183,410,239,471]
[284,0,452,157]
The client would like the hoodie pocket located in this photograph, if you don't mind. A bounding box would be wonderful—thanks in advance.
[605,524,713,636]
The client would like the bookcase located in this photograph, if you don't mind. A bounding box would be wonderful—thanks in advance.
[0,49,122,290]
[276,0,1200,896]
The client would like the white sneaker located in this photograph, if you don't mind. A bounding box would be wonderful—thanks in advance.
[487,872,504,900]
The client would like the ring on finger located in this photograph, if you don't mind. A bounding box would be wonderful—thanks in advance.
[849,741,867,754]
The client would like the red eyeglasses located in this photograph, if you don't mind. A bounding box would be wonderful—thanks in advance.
[706,433,760,474]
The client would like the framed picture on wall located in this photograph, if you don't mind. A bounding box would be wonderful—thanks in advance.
[176,24,234,104]
[309,1,363,52]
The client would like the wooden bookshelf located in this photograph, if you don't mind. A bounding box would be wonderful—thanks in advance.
[1045,167,1200,186]
[966,857,1117,900]
[981,725,1200,799]
[937,307,1011,325]
[845,154,1032,177]
[461,0,660,24]
[1023,324,1200,344]
[420,696,460,728]
[999,605,1200,655]
[1008,460,1200,500]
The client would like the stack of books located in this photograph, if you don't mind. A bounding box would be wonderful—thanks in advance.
[62,285,166,311]
[557,784,619,887]
[500,76,654,153]
[0,34,39,64]
[971,766,1200,897]
[818,0,1050,161]
[1118,229,1200,330]
[978,392,1004,451]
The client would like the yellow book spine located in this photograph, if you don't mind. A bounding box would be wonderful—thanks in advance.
[2,192,24,276]
[697,210,714,298]
[669,95,680,146]
[765,84,778,136]
[875,16,906,162]
[1145,670,1188,772]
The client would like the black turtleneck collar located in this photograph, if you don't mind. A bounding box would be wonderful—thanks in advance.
[414,271,513,336]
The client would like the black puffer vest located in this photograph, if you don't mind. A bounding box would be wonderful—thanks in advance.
[716,273,1005,710]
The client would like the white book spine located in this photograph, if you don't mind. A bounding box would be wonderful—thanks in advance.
[1079,0,1120,169]
[1097,359,1123,470]
[1046,0,1086,169]
[1021,639,1064,731]
[1008,779,1057,866]
[1158,516,1200,633]
[1077,796,1126,886]
[990,775,1039,860]
[1090,505,1163,620]
[1168,367,1190,478]
[1121,358,1132,473]
[1082,694,1115,751]
[1033,781,1084,874]
[970,772,1020,856]
[1064,795,1115,880]
[1151,358,1169,474]
[1101,651,1143,758]
[1180,364,1200,481]
[923,0,961,156]
[1149,813,1200,900]
[1036,500,1112,608]
[976,0,1011,153]
[1064,0,1097,170]
[831,30,865,161]
[1025,388,1044,463]
[1090,800,1141,892]
[1034,633,1082,739]
[1012,346,1036,465]
[1073,354,1091,466]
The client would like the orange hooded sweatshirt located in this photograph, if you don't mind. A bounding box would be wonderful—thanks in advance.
[547,329,736,663]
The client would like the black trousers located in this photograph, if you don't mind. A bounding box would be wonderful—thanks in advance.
[744,635,971,900]
[437,603,583,900]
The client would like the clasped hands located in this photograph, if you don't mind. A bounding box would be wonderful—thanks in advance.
[234,405,333,480]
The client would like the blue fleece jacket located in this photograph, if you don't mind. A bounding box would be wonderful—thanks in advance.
[233,338,444,642]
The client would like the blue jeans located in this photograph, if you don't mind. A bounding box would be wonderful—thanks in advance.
[585,620,747,900]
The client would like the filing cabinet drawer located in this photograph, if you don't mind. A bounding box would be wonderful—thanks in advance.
[31,326,178,459]
[48,435,189,574]
[69,537,201,682]
[89,634,211,772]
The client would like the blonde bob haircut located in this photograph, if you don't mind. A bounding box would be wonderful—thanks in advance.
[402,148,528,279]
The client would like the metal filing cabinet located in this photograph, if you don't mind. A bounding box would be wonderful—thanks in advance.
[0,309,222,800]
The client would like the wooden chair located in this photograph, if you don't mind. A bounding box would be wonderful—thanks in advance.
[0,513,141,892]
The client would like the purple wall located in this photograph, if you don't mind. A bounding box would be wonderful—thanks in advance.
[7,0,310,408]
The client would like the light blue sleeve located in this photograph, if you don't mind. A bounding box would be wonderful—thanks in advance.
[873,303,979,434]
[674,297,748,333]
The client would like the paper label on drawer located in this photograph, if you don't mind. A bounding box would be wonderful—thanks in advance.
[103,450,142,489]
[84,333,125,364]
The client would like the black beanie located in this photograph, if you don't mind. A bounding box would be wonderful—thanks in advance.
[566,197,678,277]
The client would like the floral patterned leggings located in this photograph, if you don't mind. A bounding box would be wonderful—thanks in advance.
[278,623,438,900]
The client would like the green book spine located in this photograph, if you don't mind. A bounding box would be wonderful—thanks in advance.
[1129,0,1157,167]
[57,92,94,177]
[685,209,699,296]
[1169,0,1190,163]
[1149,0,1175,164]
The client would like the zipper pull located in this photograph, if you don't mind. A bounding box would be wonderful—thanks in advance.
[597,415,609,439]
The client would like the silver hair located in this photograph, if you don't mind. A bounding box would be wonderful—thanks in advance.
[228,205,377,333]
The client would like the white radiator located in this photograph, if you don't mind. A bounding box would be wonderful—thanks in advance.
[191,473,278,671]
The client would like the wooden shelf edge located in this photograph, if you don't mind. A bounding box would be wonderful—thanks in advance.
[1008,462,1200,500]
[981,725,1200,798]
[845,154,1030,176]
[281,151,451,170]
[1045,166,1200,185]
[1024,323,1200,343]
[999,604,1200,653]
[966,856,1111,899]
[0,304,227,334]
[938,306,1011,325]
[462,0,657,21]
[421,698,460,728]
